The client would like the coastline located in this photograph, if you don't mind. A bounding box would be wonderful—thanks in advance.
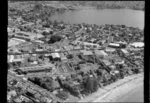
[8,1,144,13]
[78,73,143,102]
[58,1,145,11]
[114,82,143,102]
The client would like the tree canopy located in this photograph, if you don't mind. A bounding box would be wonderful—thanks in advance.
[48,35,62,44]
[84,76,98,93]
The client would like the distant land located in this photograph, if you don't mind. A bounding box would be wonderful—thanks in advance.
[8,1,144,11]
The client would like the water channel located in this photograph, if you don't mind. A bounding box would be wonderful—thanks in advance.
[50,8,144,30]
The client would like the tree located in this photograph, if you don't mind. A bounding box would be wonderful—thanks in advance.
[93,78,99,92]
[38,54,44,60]
[53,20,58,27]
[71,86,80,97]
[57,77,63,87]
[85,76,95,93]
[62,82,79,97]
[56,90,68,100]
[33,3,43,12]
[66,54,73,59]
[48,35,62,44]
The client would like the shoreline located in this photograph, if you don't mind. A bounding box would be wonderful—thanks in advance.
[114,82,143,102]
[74,6,144,11]
[8,1,144,24]
[77,73,143,102]
[8,1,144,12]
[57,1,145,11]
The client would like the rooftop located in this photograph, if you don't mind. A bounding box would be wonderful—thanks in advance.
[80,50,93,55]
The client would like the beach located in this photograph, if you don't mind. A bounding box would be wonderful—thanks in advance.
[115,83,143,102]
[79,73,143,102]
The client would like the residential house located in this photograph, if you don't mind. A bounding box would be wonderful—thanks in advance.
[130,42,144,48]
[15,31,44,41]
[121,49,129,54]
[101,59,112,66]
[51,53,61,61]
[94,50,108,57]
[7,55,24,63]
[105,47,116,53]
[79,41,100,48]
[8,38,26,47]
[80,50,93,56]
[108,43,120,48]
[59,53,67,60]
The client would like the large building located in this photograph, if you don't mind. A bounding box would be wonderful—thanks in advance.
[8,38,26,47]
[15,31,44,41]
[7,55,24,63]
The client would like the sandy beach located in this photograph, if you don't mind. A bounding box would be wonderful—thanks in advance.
[114,83,143,102]
[93,75,143,102]
[79,73,143,102]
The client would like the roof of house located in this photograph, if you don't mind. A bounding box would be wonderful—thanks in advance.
[8,40,20,47]
[51,53,60,58]
[15,31,44,39]
[8,38,26,47]
[121,49,129,54]
[80,50,93,55]
[59,53,67,60]
[109,43,120,47]
[102,59,111,66]
[94,50,108,56]
[116,41,127,44]
[105,47,116,52]
[64,45,74,51]
[130,42,144,47]
[82,42,99,46]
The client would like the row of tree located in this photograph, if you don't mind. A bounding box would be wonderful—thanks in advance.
[28,77,59,92]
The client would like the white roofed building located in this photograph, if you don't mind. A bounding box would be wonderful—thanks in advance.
[94,50,108,57]
[105,47,116,52]
[121,49,129,54]
[8,38,26,47]
[130,42,144,48]
[51,53,60,58]
[108,43,120,48]
[7,55,24,63]
[80,50,93,55]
